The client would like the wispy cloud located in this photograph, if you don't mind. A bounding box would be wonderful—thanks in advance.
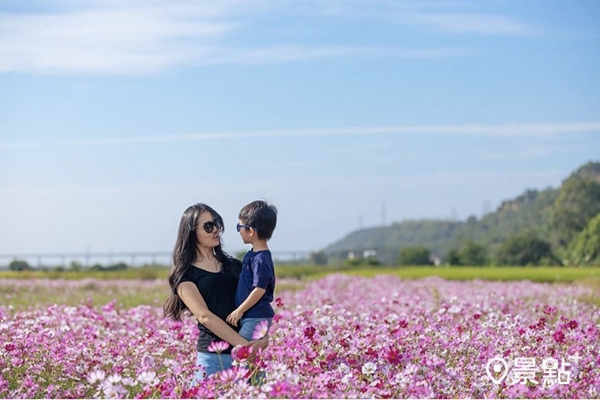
[66,121,600,145]
[3,121,599,149]
[292,1,539,35]
[474,146,555,160]
[0,168,566,193]
[0,142,42,150]
[195,46,464,66]
[0,0,532,74]
[407,12,536,35]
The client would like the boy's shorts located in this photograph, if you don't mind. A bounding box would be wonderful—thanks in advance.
[238,317,272,341]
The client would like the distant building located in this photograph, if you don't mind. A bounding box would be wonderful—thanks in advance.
[363,250,377,258]
[347,249,381,265]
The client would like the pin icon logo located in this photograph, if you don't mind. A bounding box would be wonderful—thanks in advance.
[486,357,508,384]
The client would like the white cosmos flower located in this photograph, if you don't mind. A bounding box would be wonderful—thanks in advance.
[362,362,377,375]
[106,373,121,384]
[338,363,350,374]
[163,359,178,368]
[102,383,126,399]
[288,373,300,385]
[261,384,273,393]
[448,305,461,314]
[87,370,106,384]
[272,362,288,374]
[137,371,157,384]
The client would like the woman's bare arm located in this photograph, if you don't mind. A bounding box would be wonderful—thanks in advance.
[177,281,249,347]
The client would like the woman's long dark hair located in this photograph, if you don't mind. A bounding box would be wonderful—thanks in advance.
[163,203,235,321]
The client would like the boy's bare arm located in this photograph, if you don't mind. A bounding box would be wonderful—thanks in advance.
[237,287,266,314]
[226,287,266,326]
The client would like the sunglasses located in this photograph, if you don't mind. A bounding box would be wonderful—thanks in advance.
[236,223,255,232]
[200,220,223,234]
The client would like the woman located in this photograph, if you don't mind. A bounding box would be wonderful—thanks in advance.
[163,203,267,383]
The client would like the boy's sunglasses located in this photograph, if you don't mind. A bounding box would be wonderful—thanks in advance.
[200,220,223,234]
[236,223,255,232]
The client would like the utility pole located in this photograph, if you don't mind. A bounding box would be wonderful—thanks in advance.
[483,199,491,216]
[451,207,459,221]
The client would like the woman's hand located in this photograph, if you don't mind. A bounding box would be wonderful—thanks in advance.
[249,334,269,351]
[242,335,268,362]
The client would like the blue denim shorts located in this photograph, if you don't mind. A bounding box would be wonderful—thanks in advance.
[238,317,272,341]
[192,351,233,384]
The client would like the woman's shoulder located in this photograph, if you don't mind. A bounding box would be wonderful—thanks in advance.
[181,265,198,281]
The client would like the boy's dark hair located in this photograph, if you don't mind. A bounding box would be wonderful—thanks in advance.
[239,200,278,240]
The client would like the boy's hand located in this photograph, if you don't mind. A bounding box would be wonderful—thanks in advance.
[226,308,243,327]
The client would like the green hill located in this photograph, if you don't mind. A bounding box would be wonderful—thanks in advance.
[323,161,600,265]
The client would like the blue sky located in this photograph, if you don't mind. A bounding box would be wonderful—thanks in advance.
[1,0,600,260]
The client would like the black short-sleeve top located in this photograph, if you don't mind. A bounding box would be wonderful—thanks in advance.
[179,257,242,353]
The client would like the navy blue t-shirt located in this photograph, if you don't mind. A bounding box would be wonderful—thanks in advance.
[235,249,275,318]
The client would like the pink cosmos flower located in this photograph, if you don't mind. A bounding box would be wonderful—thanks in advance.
[217,366,249,383]
[304,325,316,339]
[567,319,578,330]
[207,340,230,353]
[1,276,599,399]
[252,319,270,340]
[231,345,253,361]
[543,306,557,315]
[266,380,291,396]
[385,347,403,365]
[553,330,566,343]
[141,354,155,369]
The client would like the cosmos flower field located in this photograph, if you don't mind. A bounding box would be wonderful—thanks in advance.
[0,275,599,398]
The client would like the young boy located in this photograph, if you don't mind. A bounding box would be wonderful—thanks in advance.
[226,200,277,341]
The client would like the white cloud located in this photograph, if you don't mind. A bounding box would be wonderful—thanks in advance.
[0,0,529,74]
[0,3,235,74]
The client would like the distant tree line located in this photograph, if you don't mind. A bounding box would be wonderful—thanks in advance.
[313,162,600,267]
[356,209,600,267]
[6,260,139,272]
